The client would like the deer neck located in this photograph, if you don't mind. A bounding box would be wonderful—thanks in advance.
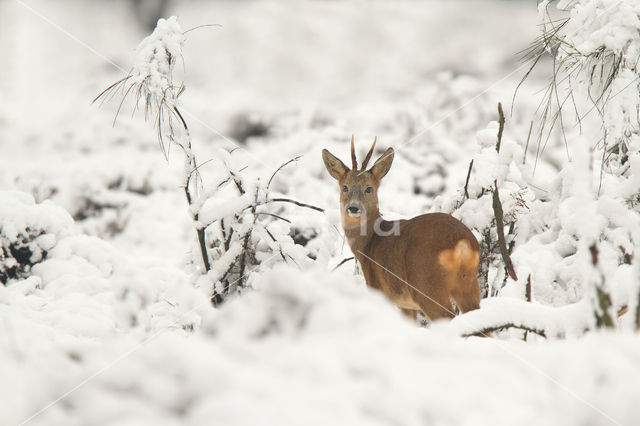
[342,208,382,255]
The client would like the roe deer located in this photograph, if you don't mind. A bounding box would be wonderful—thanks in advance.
[322,136,481,320]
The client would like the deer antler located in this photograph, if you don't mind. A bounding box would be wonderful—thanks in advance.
[350,134,358,170]
[361,136,377,170]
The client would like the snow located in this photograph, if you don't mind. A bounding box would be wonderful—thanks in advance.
[131,16,185,100]
[1,0,639,425]
[441,296,593,338]
[558,0,640,54]
[3,266,640,425]
[0,191,74,240]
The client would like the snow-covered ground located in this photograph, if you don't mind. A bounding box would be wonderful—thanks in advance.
[1,0,639,425]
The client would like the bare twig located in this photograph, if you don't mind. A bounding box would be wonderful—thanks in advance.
[183,23,222,35]
[263,227,287,262]
[463,159,474,200]
[267,156,302,189]
[496,102,505,153]
[256,212,291,223]
[511,16,570,115]
[524,274,532,341]
[229,171,245,195]
[112,80,136,126]
[173,105,189,131]
[590,244,614,328]
[523,120,533,165]
[91,75,132,105]
[331,257,355,272]
[269,198,325,213]
[464,323,546,338]
[492,187,518,281]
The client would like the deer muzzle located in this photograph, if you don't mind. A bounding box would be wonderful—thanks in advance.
[346,202,364,218]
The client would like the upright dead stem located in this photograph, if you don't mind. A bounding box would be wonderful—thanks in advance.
[590,244,614,328]
[93,17,211,273]
[492,102,518,282]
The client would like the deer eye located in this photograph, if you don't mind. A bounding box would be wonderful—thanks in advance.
[342,185,348,192]
[365,187,373,193]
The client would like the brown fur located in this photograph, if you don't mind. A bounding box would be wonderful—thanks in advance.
[323,139,481,321]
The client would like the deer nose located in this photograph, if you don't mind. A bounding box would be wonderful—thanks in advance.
[346,203,363,216]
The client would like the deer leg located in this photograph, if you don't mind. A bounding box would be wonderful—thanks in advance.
[401,308,418,321]
[410,288,455,321]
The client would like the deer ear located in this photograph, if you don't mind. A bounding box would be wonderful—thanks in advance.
[369,147,394,179]
[322,149,349,180]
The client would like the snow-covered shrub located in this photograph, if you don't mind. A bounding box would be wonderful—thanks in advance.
[0,191,73,285]
[10,119,169,243]
[435,106,640,335]
[527,0,640,186]
[202,263,406,340]
[527,0,640,326]
[192,150,318,304]
[438,0,640,334]
[15,168,156,240]
[96,17,323,305]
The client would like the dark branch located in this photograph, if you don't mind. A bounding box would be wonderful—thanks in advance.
[463,323,547,338]
[267,156,302,189]
[332,257,355,271]
[493,184,517,281]
[269,198,325,213]
[173,106,189,131]
[496,102,505,153]
[523,120,533,165]
[92,75,132,105]
[463,159,474,199]
[256,212,291,223]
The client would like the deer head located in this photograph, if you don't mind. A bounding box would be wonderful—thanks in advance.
[322,135,394,231]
